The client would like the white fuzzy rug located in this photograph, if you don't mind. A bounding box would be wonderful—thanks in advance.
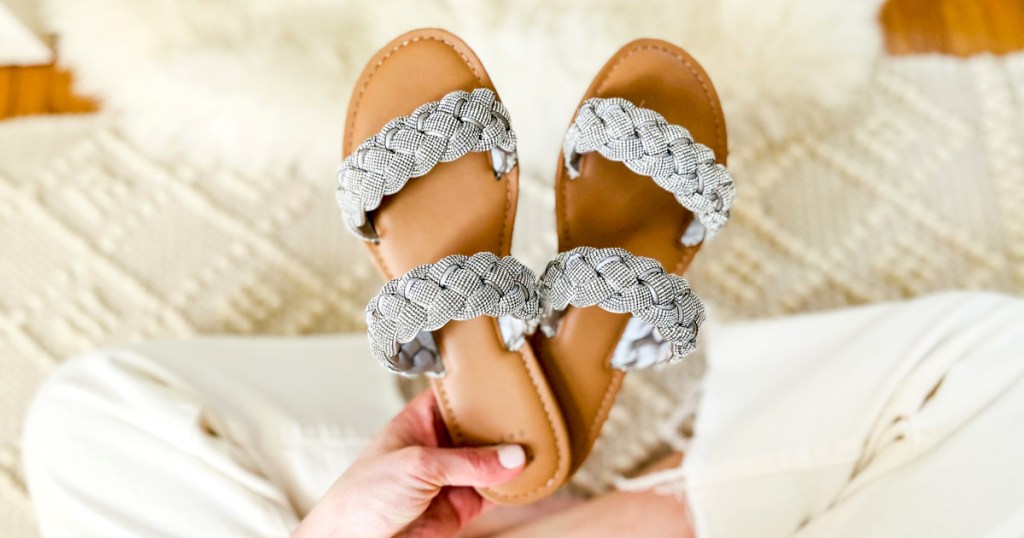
[6,0,970,534]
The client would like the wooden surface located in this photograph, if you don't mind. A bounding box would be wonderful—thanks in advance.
[881,0,1024,56]
[1,0,1024,121]
[0,63,95,119]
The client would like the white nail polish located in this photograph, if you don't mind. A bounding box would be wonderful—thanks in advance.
[497,444,526,469]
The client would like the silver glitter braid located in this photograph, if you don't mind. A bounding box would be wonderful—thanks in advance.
[563,97,735,240]
[365,252,539,375]
[539,247,705,368]
[337,88,517,239]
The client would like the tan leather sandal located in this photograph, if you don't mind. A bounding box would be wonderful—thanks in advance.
[533,39,736,474]
[336,28,569,505]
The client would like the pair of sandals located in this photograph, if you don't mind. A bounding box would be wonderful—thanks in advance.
[336,28,734,505]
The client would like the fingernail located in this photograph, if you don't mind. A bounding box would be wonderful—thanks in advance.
[497,444,526,469]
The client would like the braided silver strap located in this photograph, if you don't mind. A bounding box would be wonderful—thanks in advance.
[563,97,735,243]
[539,247,705,369]
[337,88,517,241]
[365,252,539,376]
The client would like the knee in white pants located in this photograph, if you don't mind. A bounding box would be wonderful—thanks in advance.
[22,349,205,494]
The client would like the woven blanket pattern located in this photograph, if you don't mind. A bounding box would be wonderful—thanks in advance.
[337,88,516,236]
[563,97,735,238]
[365,253,538,374]
[3,54,1024,533]
[540,247,705,367]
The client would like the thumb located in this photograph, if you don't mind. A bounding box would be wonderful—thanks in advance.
[397,444,527,489]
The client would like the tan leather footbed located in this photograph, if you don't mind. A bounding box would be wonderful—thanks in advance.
[534,39,728,473]
[343,29,569,504]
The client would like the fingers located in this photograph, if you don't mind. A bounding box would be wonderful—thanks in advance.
[398,444,527,489]
[403,389,440,420]
[443,486,489,525]
[372,390,442,453]
[397,488,485,538]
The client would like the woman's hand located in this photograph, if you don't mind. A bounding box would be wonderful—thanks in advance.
[293,390,526,538]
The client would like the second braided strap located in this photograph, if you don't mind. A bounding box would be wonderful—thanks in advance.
[539,246,705,368]
[366,252,539,375]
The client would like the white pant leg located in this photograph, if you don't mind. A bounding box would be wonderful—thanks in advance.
[686,292,1024,537]
[22,336,404,538]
